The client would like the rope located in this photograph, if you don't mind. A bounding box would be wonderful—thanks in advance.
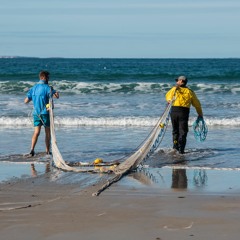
[192,117,208,142]
[140,109,170,166]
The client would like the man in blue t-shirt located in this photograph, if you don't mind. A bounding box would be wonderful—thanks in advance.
[24,71,59,156]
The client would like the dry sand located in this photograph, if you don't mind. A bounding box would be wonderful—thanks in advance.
[0,168,240,240]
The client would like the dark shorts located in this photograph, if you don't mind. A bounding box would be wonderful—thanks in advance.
[33,114,50,127]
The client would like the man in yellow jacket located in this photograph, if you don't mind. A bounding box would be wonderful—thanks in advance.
[166,76,203,154]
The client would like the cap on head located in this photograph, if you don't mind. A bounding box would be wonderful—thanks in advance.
[175,75,188,84]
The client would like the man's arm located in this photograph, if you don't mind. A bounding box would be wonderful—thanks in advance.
[49,86,59,99]
[25,88,32,104]
[191,92,203,117]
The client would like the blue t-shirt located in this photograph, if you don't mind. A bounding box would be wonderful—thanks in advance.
[27,80,56,115]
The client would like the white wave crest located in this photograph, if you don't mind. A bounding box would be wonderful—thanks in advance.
[0,116,240,128]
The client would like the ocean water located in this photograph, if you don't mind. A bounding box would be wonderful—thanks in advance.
[0,58,240,188]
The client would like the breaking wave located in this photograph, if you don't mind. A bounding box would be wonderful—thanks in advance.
[0,116,239,128]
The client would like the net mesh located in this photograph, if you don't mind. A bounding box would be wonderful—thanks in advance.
[49,98,174,195]
[49,99,110,173]
[112,102,172,175]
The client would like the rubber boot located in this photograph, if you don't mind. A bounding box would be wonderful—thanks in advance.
[178,137,186,154]
[173,139,179,151]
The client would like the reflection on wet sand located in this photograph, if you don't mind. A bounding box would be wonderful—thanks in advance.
[130,170,157,185]
[171,168,208,190]
[31,163,51,177]
[171,169,188,189]
[131,166,208,191]
[193,169,208,187]
[29,160,208,191]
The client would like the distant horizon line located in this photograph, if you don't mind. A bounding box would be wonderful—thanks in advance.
[1,56,240,60]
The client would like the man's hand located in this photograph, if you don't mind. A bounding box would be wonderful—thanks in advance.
[24,97,30,104]
[53,92,59,99]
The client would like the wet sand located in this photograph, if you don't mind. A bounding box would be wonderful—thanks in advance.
[0,168,240,240]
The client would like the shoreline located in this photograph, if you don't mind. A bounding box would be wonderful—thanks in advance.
[1,162,240,193]
[0,167,240,240]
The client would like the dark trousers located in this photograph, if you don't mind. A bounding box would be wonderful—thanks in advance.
[170,107,189,153]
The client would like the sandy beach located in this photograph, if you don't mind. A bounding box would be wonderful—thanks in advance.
[0,167,240,240]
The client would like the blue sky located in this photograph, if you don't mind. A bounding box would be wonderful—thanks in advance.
[0,0,240,58]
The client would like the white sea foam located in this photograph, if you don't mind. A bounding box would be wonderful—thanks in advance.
[204,117,240,126]
[231,87,240,94]
[1,116,240,128]
[163,166,240,171]
[0,117,32,127]
[1,80,240,95]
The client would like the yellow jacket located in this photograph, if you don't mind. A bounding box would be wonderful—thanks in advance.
[166,86,203,116]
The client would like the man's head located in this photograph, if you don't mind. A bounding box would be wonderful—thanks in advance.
[39,71,50,83]
[175,75,188,87]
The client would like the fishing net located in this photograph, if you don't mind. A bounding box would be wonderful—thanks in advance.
[49,99,111,173]
[112,102,172,175]
[49,98,174,195]
[92,101,173,196]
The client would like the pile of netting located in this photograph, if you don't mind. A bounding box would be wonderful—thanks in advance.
[192,116,208,142]
[49,98,174,196]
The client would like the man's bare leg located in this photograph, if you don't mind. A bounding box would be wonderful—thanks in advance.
[45,127,51,154]
[30,126,41,156]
